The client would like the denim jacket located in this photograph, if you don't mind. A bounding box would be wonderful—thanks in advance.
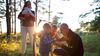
[39,34,54,54]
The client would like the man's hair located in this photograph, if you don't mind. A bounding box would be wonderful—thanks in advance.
[60,23,68,28]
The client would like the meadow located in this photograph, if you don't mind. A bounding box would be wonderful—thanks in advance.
[81,34,100,56]
[0,33,100,56]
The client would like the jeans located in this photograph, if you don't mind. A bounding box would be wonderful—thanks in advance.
[21,26,34,54]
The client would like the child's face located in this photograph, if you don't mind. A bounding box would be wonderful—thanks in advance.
[51,27,57,32]
[44,26,51,33]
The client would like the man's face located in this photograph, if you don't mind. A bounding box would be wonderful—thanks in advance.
[60,27,69,36]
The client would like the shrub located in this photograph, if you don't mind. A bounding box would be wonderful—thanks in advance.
[81,34,100,56]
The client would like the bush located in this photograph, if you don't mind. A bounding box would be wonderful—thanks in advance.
[0,34,21,56]
[81,34,100,56]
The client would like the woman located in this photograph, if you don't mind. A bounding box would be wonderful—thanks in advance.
[19,1,35,55]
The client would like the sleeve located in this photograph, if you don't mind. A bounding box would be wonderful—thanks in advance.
[27,8,35,17]
[22,7,28,14]
[42,36,54,45]
[61,34,83,55]
[22,7,35,17]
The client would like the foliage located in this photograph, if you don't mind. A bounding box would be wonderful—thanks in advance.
[0,34,20,56]
[51,15,62,26]
[0,1,5,18]
[0,33,100,56]
[79,21,91,31]
[90,16,100,32]
[79,3,100,18]
[79,15,100,33]
[0,33,34,56]
[81,34,100,56]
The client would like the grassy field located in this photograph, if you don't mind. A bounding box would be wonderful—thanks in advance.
[0,33,100,56]
[81,34,100,56]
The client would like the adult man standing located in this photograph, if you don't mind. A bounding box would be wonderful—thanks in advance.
[54,23,84,56]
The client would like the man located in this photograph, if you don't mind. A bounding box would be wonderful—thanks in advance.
[54,23,84,56]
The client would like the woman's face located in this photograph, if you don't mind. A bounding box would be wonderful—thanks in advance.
[27,2,31,8]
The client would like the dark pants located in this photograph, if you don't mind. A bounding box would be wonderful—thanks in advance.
[53,48,69,56]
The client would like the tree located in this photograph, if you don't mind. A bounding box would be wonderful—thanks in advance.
[90,16,100,33]
[79,21,91,32]
[79,1,100,18]
[14,0,16,35]
[79,1,100,33]
[0,0,5,34]
[79,15,100,33]
[52,16,61,25]
[6,0,11,38]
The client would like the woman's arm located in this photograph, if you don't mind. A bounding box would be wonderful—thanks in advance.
[22,7,35,21]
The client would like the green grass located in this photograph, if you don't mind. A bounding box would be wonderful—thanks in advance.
[81,34,100,56]
[0,34,100,56]
[0,34,34,56]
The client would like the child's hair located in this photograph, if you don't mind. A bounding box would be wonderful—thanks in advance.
[52,24,57,29]
[43,23,51,29]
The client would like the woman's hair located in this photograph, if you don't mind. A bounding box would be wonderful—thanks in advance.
[22,1,31,10]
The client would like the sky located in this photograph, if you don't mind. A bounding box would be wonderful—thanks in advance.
[50,0,94,30]
[0,0,95,32]
[37,0,95,31]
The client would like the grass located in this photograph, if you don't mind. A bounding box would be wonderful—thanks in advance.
[0,33,100,56]
[0,34,34,56]
[81,34,100,56]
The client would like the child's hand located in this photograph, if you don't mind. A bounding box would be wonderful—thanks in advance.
[53,34,61,41]
[54,41,64,47]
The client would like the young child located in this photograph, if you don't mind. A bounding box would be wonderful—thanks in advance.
[51,24,62,41]
[51,24,57,37]
[39,23,55,56]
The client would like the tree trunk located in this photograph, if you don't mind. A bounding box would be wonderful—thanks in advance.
[23,0,26,3]
[0,21,2,34]
[6,0,11,38]
[14,0,16,35]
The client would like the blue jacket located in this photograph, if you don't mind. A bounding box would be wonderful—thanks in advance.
[39,34,54,55]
